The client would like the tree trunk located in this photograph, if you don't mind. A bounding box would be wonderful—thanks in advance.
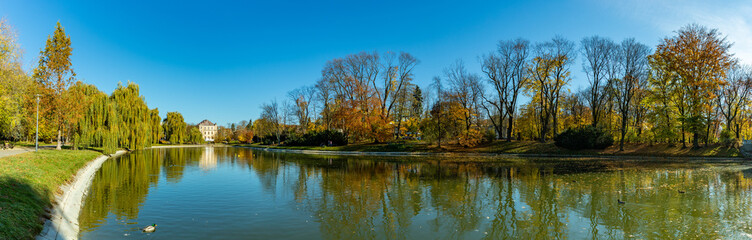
[620,114,627,151]
[693,132,700,148]
[592,108,599,127]
[56,129,62,150]
[506,116,514,142]
[705,118,712,147]
[681,125,686,148]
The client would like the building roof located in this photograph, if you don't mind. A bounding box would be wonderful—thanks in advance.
[198,119,216,126]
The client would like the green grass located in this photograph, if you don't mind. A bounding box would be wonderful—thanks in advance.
[0,149,101,239]
[232,140,742,158]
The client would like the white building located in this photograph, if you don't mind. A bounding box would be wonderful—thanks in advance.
[198,119,217,142]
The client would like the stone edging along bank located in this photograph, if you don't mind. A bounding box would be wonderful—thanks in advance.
[36,145,210,240]
[36,150,128,240]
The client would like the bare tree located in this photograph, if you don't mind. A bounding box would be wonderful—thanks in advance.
[260,99,281,144]
[505,39,530,141]
[718,64,752,139]
[315,78,333,130]
[430,76,445,147]
[550,36,576,136]
[581,36,618,127]
[480,51,507,139]
[480,38,530,141]
[378,52,419,121]
[614,38,650,150]
[288,85,317,133]
[446,60,483,141]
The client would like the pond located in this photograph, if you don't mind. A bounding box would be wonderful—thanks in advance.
[78,147,752,239]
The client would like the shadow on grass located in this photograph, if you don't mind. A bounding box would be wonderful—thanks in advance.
[0,176,50,240]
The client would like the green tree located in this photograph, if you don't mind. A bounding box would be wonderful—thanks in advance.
[149,108,162,144]
[163,112,186,144]
[111,82,153,150]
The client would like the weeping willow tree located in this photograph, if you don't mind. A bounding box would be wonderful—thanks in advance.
[187,126,205,144]
[111,82,153,150]
[149,108,162,144]
[163,112,186,144]
[72,82,159,154]
[71,83,119,154]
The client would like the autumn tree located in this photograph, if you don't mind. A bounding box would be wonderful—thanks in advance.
[33,22,76,150]
[526,37,574,142]
[443,60,484,147]
[319,51,418,142]
[651,24,735,148]
[0,19,31,141]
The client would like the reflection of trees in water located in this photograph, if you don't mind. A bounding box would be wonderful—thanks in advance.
[79,148,204,231]
[251,150,752,239]
[163,148,202,182]
[79,148,752,239]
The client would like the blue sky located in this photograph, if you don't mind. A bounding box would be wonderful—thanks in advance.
[2,0,751,126]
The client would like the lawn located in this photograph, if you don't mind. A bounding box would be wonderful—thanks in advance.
[0,149,101,239]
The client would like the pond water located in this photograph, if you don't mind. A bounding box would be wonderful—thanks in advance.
[78,147,752,239]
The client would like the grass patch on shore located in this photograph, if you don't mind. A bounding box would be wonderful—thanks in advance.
[0,149,100,239]
[233,140,742,158]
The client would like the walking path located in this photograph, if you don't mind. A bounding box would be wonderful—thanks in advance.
[0,147,34,158]
[0,145,61,159]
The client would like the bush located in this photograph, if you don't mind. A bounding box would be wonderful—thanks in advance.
[286,130,348,146]
[720,129,739,147]
[554,125,613,150]
[482,128,496,143]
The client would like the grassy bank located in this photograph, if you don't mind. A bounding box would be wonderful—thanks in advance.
[233,140,742,158]
[0,150,101,239]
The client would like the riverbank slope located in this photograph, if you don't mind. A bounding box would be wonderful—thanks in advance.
[0,150,101,239]
[232,141,743,158]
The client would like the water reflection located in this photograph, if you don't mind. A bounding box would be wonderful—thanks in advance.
[79,147,752,239]
[200,147,217,171]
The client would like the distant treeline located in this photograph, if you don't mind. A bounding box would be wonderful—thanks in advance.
[242,24,750,149]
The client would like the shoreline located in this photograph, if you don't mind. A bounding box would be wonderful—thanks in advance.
[31,143,749,239]
[35,144,208,240]
[36,150,128,240]
[235,145,748,161]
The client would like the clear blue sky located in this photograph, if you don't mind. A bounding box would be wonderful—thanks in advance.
[3,0,751,126]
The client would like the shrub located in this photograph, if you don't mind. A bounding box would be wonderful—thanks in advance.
[482,128,496,143]
[554,125,613,150]
[286,130,348,146]
[720,129,739,147]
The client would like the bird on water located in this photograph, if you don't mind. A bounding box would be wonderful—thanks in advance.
[142,224,157,232]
